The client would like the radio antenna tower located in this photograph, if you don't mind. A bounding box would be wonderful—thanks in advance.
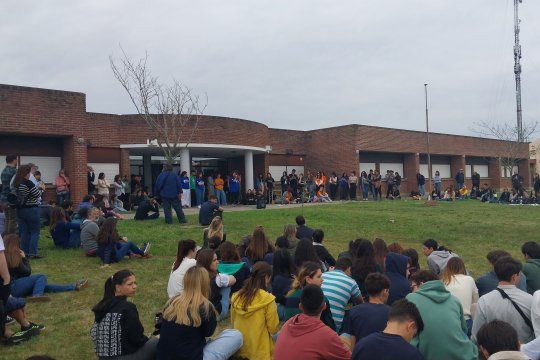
[514,0,524,142]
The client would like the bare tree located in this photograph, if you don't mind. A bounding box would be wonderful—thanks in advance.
[472,120,537,178]
[110,48,207,165]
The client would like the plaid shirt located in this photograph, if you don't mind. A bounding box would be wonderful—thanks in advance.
[0,165,16,202]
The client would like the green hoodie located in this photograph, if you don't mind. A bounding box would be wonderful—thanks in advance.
[406,280,478,360]
[522,259,540,294]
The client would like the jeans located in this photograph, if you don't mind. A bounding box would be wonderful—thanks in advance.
[162,197,186,224]
[466,318,472,337]
[457,182,464,190]
[219,286,231,319]
[203,329,243,360]
[17,206,41,257]
[216,190,227,206]
[277,304,286,321]
[349,184,357,200]
[418,184,425,196]
[434,183,441,197]
[196,188,205,206]
[116,241,144,260]
[230,192,239,205]
[56,191,70,206]
[361,184,369,199]
[11,274,75,297]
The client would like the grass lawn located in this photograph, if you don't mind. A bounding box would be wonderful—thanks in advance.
[4,200,540,359]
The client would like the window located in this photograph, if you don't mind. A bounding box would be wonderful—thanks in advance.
[420,164,451,179]
[501,165,518,178]
[359,163,376,174]
[379,163,404,176]
[473,165,489,178]
[268,166,305,180]
[88,163,120,184]
[465,165,472,179]
[19,156,62,185]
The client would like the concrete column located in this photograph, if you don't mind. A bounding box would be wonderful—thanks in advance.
[403,153,420,193]
[245,150,254,190]
[143,153,153,193]
[450,155,466,180]
[180,148,191,175]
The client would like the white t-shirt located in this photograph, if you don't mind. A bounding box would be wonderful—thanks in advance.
[0,234,4,251]
[167,257,197,298]
[531,290,540,338]
[445,274,479,319]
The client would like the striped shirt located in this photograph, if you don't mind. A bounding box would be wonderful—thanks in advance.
[17,180,42,207]
[322,269,362,331]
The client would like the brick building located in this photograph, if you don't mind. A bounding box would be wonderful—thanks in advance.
[0,84,532,203]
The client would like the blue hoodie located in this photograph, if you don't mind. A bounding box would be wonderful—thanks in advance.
[154,171,182,199]
[385,253,411,305]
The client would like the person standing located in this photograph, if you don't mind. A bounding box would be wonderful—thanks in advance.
[97,173,110,201]
[395,172,402,193]
[179,171,191,208]
[87,165,96,195]
[112,175,125,209]
[195,172,205,208]
[289,170,299,199]
[471,171,481,197]
[329,172,338,200]
[206,172,215,199]
[349,171,358,200]
[265,172,275,204]
[1,155,18,236]
[360,171,370,201]
[13,165,44,258]
[433,171,442,198]
[280,171,289,198]
[373,170,382,201]
[214,173,227,206]
[54,169,71,205]
[189,170,197,208]
[385,170,395,199]
[455,169,465,190]
[154,164,186,225]
[339,173,349,200]
[229,172,241,206]
[416,173,426,197]
[121,175,131,210]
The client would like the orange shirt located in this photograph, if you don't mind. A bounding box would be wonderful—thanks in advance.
[322,175,327,185]
[214,178,224,190]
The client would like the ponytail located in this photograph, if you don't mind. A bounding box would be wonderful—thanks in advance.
[92,269,134,313]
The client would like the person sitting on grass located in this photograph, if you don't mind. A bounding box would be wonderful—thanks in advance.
[243,226,275,268]
[196,249,236,319]
[110,194,128,213]
[321,257,363,331]
[5,295,45,340]
[406,270,478,360]
[49,206,81,249]
[521,241,540,295]
[231,262,279,360]
[282,187,294,205]
[217,241,251,294]
[403,248,421,278]
[199,195,224,226]
[295,215,315,240]
[385,252,412,305]
[91,269,158,359]
[294,238,325,270]
[442,186,456,201]
[283,261,336,330]
[422,239,458,276]
[388,185,401,200]
[80,206,101,257]
[203,216,226,249]
[271,249,295,320]
[316,185,332,202]
[134,196,159,221]
[476,250,528,297]
[476,320,530,360]
[351,299,425,360]
[167,240,197,298]
[459,185,470,199]
[499,188,511,204]
[4,234,87,302]
[472,256,534,344]
[279,224,299,256]
[313,229,336,269]
[157,266,243,360]
[342,273,391,347]
[275,285,352,360]
[97,218,151,265]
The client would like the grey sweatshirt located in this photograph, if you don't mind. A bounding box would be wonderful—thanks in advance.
[81,219,99,253]
[427,250,458,276]
[472,285,534,344]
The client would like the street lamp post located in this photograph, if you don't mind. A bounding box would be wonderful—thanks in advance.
[424,84,433,200]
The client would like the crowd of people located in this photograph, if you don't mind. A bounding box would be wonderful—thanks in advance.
[3,155,540,359]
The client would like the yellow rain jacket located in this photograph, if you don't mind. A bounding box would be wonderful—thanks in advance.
[231,289,279,360]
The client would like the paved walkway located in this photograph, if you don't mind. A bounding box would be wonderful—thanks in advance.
[121,200,340,219]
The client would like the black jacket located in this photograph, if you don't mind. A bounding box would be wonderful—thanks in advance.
[91,296,148,357]
[134,200,159,220]
[9,257,32,281]
[157,306,217,360]
[296,225,314,240]
[314,244,336,267]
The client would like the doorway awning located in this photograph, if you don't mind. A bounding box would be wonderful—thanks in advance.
[120,142,270,158]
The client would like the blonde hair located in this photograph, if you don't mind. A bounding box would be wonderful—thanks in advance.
[441,257,467,285]
[283,224,296,240]
[287,261,321,296]
[207,216,223,240]
[162,266,216,327]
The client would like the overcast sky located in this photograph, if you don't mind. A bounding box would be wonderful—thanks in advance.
[1,0,539,136]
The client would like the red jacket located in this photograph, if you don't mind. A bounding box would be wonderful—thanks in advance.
[274,314,351,360]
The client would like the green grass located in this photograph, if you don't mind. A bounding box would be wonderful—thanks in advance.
[4,200,540,359]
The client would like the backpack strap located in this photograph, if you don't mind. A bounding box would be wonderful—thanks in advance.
[496,287,534,331]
